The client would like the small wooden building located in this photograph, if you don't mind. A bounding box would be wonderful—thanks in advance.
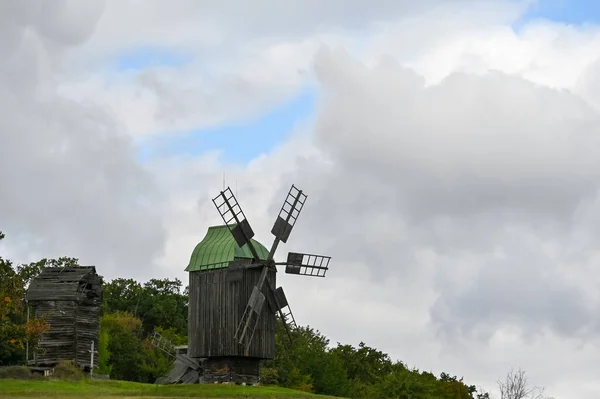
[186,225,276,384]
[25,266,103,370]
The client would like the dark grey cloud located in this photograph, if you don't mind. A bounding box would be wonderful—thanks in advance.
[430,241,596,341]
[0,1,165,277]
[266,47,600,346]
[314,49,600,224]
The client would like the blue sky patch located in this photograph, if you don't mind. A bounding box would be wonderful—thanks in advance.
[515,0,600,29]
[116,46,192,71]
[137,89,317,165]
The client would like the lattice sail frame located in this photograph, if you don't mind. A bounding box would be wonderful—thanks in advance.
[284,252,331,277]
[234,285,266,350]
[271,185,307,243]
[212,187,261,261]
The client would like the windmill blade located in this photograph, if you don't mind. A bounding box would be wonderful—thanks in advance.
[271,185,307,244]
[263,281,297,347]
[234,285,266,352]
[267,184,307,261]
[212,187,261,261]
[273,286,298,343]
[234,267,270,351]
[283,252,331,277]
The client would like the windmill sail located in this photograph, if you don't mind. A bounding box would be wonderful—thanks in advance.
[284,252,330,277]
[234,285,266,351]
[212,187,261,261]
[273,286,297,346]
[271,184,307,243]
[234,267,270,351]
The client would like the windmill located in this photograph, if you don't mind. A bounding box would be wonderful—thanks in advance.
[185,184,331,384]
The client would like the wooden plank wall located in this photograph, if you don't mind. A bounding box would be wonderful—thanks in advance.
[75,303,100,368]
[29,269,102,369]
[188,266,276,359]
[33,301,77,366]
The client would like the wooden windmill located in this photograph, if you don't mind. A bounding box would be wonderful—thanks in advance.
[25,266,103,371]
[186,184,331,384]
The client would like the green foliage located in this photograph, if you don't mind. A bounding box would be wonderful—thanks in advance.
[97,328,112,375]
[0,322,25,365]
[287,367,314,393]
[264,323,348,396]
[264,320,482,399]
[0,233,51,366]
[102,278,188,336]
[100,312,145,382]
[99,312,174,384]
[139,339,173,384]
[98,278,187,384]
[259,366,279,385]
[368,366,474,399]
[154,326,187,346]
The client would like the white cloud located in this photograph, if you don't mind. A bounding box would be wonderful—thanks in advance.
[57,0,529,139]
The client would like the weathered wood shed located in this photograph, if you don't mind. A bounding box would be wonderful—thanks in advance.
[25,266,103,370]
[186,225,276,383]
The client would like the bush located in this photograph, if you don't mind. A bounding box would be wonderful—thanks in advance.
[53,360,84,380]
[259,366,279,385]
[0,365,34,379]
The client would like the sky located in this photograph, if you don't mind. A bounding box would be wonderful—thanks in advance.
[2,0,600,397]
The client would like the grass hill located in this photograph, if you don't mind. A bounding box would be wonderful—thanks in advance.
[0,378,340,399]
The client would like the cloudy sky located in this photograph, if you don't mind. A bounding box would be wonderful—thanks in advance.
[3,0,600,397]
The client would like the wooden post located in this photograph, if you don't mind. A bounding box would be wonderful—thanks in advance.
[90,340,94,377]
[25,301,29,364]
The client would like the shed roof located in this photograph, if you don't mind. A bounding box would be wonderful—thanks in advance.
[26,266,101,302]
[185,225,269,272]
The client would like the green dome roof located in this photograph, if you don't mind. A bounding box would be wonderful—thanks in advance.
[185,225,269,272]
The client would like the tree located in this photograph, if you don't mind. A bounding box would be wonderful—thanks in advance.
[0,231,50,366]
[262,321,349,395]
[476,387,492,399]
[498,368,554,399]
[99,311,174,383]
[97,327,112,375]
[103,278,188,336]
[331,341,392,386]
[100,312,145,381]
[17,257,81,288]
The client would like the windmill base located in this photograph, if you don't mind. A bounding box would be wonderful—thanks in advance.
[156,355,262,385]
[203,356,261,385]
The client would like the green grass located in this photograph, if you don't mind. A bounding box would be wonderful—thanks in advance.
[0,378,337,399]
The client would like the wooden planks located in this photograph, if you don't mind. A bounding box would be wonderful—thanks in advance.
[188,264,276,360]
[26,267,102,302]
[27,266,103,370]
[33,301,77,365]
